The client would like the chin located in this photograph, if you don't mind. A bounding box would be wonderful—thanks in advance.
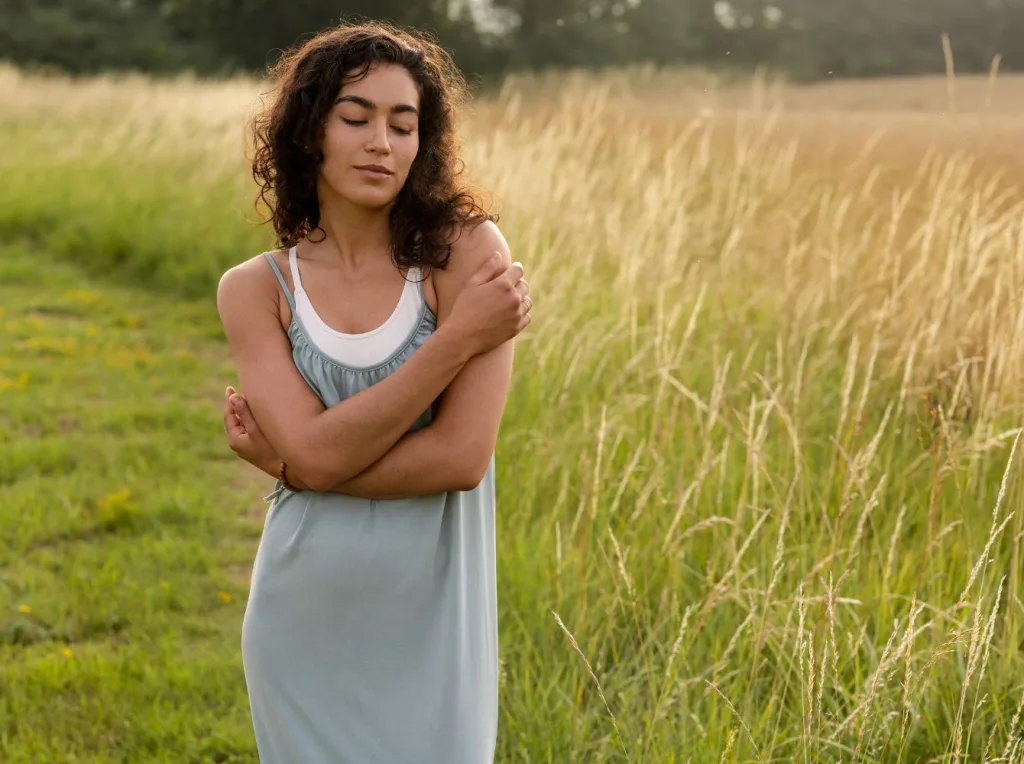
[338,184,400,210]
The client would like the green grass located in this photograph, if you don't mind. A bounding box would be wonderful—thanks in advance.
[0,244,264,762]
[5,67,1024,762]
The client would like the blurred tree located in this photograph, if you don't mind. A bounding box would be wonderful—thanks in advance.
[0,0,221,74]
[485,0,617,68]
[768,0,1024,77]
[623,0,726,63]
[1,0,1022,81]
[159,0,490,76]
[0,0,490,78]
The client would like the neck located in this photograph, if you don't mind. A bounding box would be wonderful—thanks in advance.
[311,185,393,270]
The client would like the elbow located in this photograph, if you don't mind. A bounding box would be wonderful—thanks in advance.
[301,471,335,493]
[451,450,492,492]
[433,424,494,492]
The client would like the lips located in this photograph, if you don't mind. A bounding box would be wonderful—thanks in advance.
[355,164,394,176]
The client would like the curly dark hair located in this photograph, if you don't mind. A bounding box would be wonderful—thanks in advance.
[249,20,493,271]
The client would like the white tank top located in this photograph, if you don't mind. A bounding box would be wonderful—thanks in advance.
[289,246,424,368]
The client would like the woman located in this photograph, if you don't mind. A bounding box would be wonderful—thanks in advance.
[215,21,532,764]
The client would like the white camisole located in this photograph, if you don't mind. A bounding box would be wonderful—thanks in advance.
[289,246,424,368]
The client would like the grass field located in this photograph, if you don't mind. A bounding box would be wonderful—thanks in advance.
[3,62,1024,761]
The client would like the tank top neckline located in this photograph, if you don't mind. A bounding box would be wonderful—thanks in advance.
[289,245,422,340]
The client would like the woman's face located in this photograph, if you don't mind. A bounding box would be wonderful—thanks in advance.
[318,63,421,210]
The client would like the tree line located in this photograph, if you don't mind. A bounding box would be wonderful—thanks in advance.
[2,1,1022,82]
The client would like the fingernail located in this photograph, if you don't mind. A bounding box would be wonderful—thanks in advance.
[230,396,242,410]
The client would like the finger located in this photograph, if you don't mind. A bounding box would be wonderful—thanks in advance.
[500,261,524,286]
[224,405,245,448]
[521,295,533,314]
[472,251,506,285]
[223,392,238,433]
[514,280,529,300]
[231,394,259,434]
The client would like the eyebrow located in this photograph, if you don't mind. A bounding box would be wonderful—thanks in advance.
[335,94,418,116]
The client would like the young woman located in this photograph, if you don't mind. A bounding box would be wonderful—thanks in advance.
[215,22,532,764]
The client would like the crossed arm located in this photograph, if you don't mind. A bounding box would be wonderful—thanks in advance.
[217,222,518,498]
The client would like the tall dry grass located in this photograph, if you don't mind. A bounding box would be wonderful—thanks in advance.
[4,62,1024,760]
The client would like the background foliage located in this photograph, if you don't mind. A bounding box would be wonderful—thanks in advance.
[3,0,1024,82]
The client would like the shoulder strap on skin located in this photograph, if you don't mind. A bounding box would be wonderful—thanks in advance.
[262,251,296,312]
[288,246,304,295]
[406,265,426,306]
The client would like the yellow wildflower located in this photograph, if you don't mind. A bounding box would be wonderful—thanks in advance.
[96,488,132,515]
[64,289,102,306]
[18,604,31,614]
[0,372,30,392]
[218,591,233,603]
[19,336,78,355]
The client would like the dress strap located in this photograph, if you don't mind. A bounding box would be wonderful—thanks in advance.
[262,251,296,312]
[406,266,425,306]
[288,246,304,295]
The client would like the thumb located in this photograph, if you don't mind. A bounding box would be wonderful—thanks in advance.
[230,394,258,432]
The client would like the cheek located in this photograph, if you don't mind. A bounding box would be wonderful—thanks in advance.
[319,134,358,184]
[397,138,420,176]
[321,126,352,160]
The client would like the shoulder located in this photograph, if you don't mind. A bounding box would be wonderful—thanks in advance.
[437,218,512,285]
[427,219,511,319]
[216,250,287,325]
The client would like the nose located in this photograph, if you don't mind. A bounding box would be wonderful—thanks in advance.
[365,118,391,155]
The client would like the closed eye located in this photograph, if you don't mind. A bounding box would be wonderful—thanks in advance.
[343,118,412,136]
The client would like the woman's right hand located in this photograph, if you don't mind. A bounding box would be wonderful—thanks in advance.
[446,252,532,357]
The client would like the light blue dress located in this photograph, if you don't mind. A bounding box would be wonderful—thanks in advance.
[241,252,499,763]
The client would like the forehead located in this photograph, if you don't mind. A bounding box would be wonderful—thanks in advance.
[338,63,420,106]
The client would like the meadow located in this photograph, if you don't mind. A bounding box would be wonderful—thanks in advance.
[3,61,1024,761]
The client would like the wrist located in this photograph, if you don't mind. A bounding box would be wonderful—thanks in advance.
[433,321,475,366]
[278,460,303,492]
[264,456,282,479]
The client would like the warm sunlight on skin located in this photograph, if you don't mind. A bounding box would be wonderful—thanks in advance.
[319,64,421,211]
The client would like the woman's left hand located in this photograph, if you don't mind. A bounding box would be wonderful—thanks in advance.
[224,386,280,477]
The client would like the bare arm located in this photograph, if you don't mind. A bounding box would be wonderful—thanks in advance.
[216,249,515,492]
[222,225,531,498]
[317,221,524,497]
[308,426,472,497]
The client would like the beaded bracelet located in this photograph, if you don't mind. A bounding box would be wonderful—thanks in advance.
[278,460,301,492]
